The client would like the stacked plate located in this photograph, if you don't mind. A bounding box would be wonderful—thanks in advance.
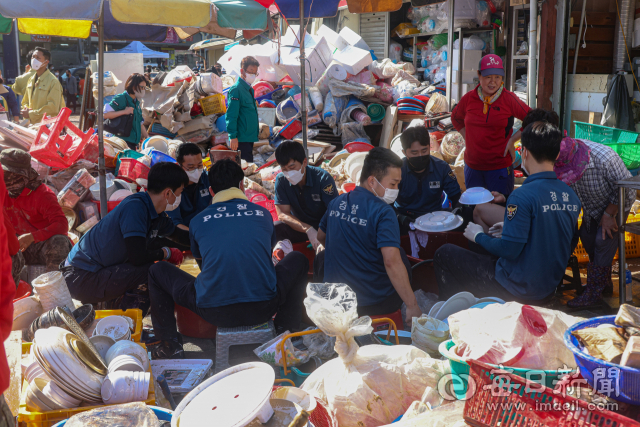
[24,360,50,383]
[90,335,116,360]
[397,96,427,114]
[101,371,150,405]
[32,327,106,404]
[42,380,82,409]
[105,340,149,371]
[95,316,131,341]
[108,355,144,373]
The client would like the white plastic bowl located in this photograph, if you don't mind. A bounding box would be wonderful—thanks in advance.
[414,211,463,232]
[459,187,494,205]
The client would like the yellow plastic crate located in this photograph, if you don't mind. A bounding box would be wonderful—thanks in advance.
[200,93,226,116]
[573,214,640,263]
[18,342,154,427]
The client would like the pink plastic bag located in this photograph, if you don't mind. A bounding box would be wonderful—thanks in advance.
[346,70,376,86]
[376,82,393,104]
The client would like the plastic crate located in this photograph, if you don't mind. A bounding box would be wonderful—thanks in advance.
[573,214,640,263]
[564,315,640,406]
[463,359,640,427]
[200,93,227,116]
[604,142,640,169]
[574,121,639,144]
[19,343,154,427]
[117,158,150,183]
[95,309,143,343]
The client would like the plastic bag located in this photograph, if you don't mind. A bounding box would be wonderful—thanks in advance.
[328,79,377,99]
[449,302,582,370]
[91,71,121,88]
[302,327,336,359]
[301,283,448,427]
[401,291,439,327]
[66,402,160,427]
[516,41,528,55]
[390,400,467,427]
[254,330,311,367]
[57,168,96,209]
[307,86,324,112]
[347,70,376,86]
[376,82,394,104]
[390,41,403,63]
[602,73,636,131]
[616,304,640,329]
[476,1,491,27]
[369,59,399,79]
[572,327,627,364]
[454,35,486,50]
[323,92,348,131]
[411,315,450,357]
[392,70,420,87]
[162,65,194,87]
[260,165,281,182]
[440,132,466,163]
[341,122,370,144]
[392,81,419,103]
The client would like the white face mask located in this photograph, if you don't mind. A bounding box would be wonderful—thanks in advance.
[186,168,203,183]
[165,190,181,211]
[374,177,399,205]
[244,73,257,84]
[135,90,145,100]
[31,58,44,71]
[283,166,305,185]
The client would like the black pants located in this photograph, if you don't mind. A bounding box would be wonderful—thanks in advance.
[434,244,547,303]
[313,248,411,316]
[149,251,309,340]
[238,142,254,162]
[66,93,77,112]
[274,223,309,244]
[61,261,153,304]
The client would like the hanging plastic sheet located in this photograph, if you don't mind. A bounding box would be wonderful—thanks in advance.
[601,74,636,131]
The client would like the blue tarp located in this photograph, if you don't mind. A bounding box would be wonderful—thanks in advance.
[274,0,340,19]
[107,41,170,58]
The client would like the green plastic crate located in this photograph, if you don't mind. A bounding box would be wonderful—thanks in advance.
[604,142,640,169]
[574,121,639,144]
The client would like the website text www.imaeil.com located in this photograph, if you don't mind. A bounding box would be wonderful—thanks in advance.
[436,366,620,412]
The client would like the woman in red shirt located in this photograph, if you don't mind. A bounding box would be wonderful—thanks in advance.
[451,54,531,198]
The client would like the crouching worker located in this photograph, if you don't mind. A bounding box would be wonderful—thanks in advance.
[315,147,422,326]
[62,162,190,307]
[148,159,309,359]
[394,126,461,233]
[434,121,581,303]
[0,149,72,277]
[274,140,337,250]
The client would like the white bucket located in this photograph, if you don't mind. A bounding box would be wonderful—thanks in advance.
[90,180,116,201]
[32,272,75,312]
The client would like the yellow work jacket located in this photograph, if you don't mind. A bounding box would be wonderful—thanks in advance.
[23,69,65,124]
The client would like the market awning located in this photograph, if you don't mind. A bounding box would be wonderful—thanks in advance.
[259,0,402,18]
[0,14,12,34]
[108,41,170,58]
[109,0,212,27]
[103,1,168,42]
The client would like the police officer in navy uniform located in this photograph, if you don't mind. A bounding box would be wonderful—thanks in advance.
[147,159,309,359]
[395,126,461,233]
[434,121,581,303]
[274,140,338,250]
[166,143,212,233]
[316,148,422,327]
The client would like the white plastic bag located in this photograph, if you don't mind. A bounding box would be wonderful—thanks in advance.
[162,65,194,87]
[301,283,448,427]
[449,302,582,370]
[411,315,450,358]
[390,41,403,62]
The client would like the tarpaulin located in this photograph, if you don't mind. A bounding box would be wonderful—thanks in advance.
[174,7,236,40]
[271,0,340,18]
[0,15,12,34]
[347,0,402,13]
[0,0,102,21]
[103,1,168,41]
[110,0,211,27]
[213,0,268,30]
[17,18,93,38]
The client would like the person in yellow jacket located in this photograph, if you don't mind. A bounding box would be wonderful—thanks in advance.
[12,50,36,107]
[22,48,65,124]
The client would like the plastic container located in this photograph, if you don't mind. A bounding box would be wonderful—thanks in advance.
[215,114,227,133]
[604,142,640,169]
[414,212,463,232]
[117,159,150,183]
[141,136,169,153]
[200,93,227,116]
[14,280,33,303]
[278,119,302,139]
[575,121,639,144]
[52,406,172,426]
[565,315,640,405]
[146,149,178,167]
[32,272,74,313]
[367,103,386,122]
[95,309,143,343]
[341,182,356,193]
[459,187,494,205]
[89,180,116,201]
[257,107,277,127]
[344,141,374,153]
[250,194,279,221]
[91,200,122,215]
[175,304,217,339]
[464,359,639,427]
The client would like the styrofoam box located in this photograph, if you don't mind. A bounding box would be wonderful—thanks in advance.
[317,25,349,52]
[339,26,371,51]
[333,45,373,76]
[454,0,477,20]
[452,49,483,71]
[282,36,333,86]
[452,70,478,85]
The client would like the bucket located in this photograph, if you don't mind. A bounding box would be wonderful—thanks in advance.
[31,271,75,312]
[367,103,386,122]
[89,179,116,201]
[142,135,169,153]
[14,280,32,303]
[276,97,300,124]
[145,148,178,166]
[175,304,217,339]
[271,89,287,104]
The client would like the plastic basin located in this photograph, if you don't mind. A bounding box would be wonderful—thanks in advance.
[14,280,32,303]
[175,304,217,339]
[564,315,640,405]
[344,141,374,153]
[52,406,172,426]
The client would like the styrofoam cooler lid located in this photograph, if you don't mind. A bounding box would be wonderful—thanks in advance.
[178,364,274,427]
[414,211,463,232]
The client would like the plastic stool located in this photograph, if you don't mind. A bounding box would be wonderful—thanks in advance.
[370,310,404,332]
[215,320,275,373]
[30,107,96,169]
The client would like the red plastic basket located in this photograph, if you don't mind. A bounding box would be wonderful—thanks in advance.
[117,158,150,183]
[464,360,640,427]
[250,194,279,221]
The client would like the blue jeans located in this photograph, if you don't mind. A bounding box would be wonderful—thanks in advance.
[464,165,515,197]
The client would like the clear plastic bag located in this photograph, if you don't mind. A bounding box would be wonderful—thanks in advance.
[411,315,450,358]
[302,327,336,359]
[390,41,403,63]
[476,1,491,27]
[66,402,160,427]
[301,283,448,427]
[254,331,311,367]
[454,35,486,50]
[516,41,529,55]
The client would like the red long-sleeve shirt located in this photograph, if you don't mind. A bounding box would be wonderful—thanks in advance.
[4,185,68,242]
[451,86,531,171]
[0,168,15,393]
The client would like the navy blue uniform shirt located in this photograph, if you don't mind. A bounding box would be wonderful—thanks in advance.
[395,156,461,216]
[190,198,277,308]
[67,192,175,272]
[274,166,337,229]
[166,172,212,227]
[497,171,581,300]
[319,186,401,307]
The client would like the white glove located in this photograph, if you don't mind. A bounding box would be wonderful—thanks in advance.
[488,222,504,238]
[306,227,320,250]
[463,222,484,243]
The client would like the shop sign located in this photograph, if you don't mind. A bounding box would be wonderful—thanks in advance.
[31,35,51,43]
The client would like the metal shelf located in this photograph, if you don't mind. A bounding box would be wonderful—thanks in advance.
[396,26,495,39]
[512,55,528,60]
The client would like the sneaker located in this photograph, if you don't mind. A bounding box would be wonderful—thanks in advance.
[272,239,293,265]
[151,340,185,359]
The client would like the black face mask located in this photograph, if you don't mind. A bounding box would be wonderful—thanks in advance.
[407,155,430,172]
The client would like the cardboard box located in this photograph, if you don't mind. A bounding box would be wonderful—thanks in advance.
[452,49,483,71]
[317,25,349,52]
[339,27,371,51]
[282,36,333,86]
[333,45,373,76]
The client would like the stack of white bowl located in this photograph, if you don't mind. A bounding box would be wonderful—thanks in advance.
[89,334,116,359]
[105,340,149,371]
[107,355,144,373]
[101,371,150,405]
[31,272,74,312]
[94,316,131,341]
[32,327,104,405]
[24,360,50,383]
